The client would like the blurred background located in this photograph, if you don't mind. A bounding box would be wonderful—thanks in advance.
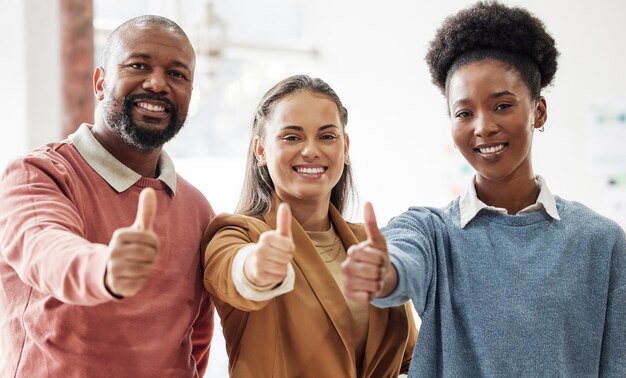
[2,0,625,376]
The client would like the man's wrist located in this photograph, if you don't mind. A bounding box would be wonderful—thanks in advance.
[104,272,124,299]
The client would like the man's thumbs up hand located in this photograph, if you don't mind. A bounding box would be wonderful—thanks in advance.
[244,203,295,288]
[105,188,160,298]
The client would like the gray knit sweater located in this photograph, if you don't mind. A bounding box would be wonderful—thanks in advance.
[373,196,626,377]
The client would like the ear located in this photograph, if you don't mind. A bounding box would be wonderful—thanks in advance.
[344,132,350,160]
[93,66,106,101]
[252,135,266,165]
[533,96,548,130]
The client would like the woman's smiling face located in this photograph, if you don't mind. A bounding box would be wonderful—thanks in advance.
[447,59,546,184]
[254,90,349,207]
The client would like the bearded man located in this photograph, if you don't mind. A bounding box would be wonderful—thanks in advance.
[0,15,215,377]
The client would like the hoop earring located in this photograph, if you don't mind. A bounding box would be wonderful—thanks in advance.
[538,125,545,132]
[256,159,265,167]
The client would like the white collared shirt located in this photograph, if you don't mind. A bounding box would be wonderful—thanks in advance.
[68,123,177,194]
[459,175,561,228]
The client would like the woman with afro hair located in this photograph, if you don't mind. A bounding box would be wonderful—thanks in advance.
[342,1,626,376]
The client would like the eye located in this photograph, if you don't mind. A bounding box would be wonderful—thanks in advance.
[282,134,301,142]
[169,70,186,80]
[455,110,472,119]
[129,63,148,70]
[320,133,338,141]
[495,103,512,111]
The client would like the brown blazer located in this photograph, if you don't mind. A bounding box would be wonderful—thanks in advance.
[202,201,417,377]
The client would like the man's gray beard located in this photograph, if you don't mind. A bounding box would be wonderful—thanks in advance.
[103,94,184,152]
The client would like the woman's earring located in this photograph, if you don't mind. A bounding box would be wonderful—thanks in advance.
[538,125,545,132]
[256,159,265,167]
[345,155,350,166]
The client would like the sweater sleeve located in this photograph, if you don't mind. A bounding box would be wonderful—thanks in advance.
[372,208,436,316]
[190,291,215,377]
[202,214,292,312]
[599,226,626,376]
[0,156,115,306]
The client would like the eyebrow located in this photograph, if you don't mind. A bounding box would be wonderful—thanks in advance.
[281,125,339,131]
[451,90,517,108]
[490,90,516,98]
[124,53,192,73]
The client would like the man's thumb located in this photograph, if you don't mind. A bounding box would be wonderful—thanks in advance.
[134,188,157,231]
[276,202,292,238]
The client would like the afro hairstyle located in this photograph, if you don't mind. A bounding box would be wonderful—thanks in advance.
[425,1,559,97]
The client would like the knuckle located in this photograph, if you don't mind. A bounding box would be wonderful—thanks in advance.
[259,232,273,243]
[254,244,266,257]
[109,261,122,275]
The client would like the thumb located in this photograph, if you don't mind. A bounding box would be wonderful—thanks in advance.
[276,202,292,238]
[363,202,384,249]
[133,188,157,231]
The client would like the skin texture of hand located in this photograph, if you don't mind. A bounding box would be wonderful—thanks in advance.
[341,202,398,303]
[105,187,160,298]
[244,202,295,288]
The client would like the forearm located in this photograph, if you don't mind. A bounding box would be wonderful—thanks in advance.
[1,163,115,305]
[2,226,114,305]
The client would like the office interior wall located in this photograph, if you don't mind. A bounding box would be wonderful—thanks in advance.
[1,0,62,170]
[2,0,625,225]
[297,0,626,224]
[1,0,27,170]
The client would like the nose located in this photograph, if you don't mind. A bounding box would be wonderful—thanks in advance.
[474,113,499,137]
[301,139,321,159]
[143,69,169,94]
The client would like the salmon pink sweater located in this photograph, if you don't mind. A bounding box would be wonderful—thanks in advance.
[0,124,215,377]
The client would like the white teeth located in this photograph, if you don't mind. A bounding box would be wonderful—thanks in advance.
[478,144,505,154]
[296,167,325,175]
[137,102,165,112]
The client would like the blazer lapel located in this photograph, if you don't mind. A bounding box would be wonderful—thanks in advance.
[265,195,358,365]
[331,207,405,377]
[361,306,391,376]
[330,206,398,376]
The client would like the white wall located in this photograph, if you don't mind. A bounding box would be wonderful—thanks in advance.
[179,0,626,226]
[0,0,27,169]
[291,0,626,224]
[2,0,625,224]
[0,0,61,170]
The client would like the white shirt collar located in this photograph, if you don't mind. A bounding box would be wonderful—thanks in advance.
[459,175,560,228]
[68,123,177,194]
